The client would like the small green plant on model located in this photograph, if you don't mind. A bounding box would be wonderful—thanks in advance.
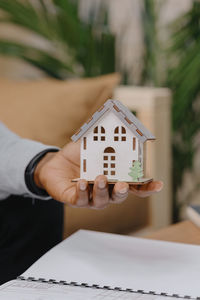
[128,161,143,182]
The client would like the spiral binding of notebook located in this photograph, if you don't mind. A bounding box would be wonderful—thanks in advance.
[17,276,197,299]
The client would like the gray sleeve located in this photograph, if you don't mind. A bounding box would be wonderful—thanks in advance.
[0,122,59,200]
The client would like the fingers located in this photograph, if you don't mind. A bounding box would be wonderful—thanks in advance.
[111,182,129,204]
[130,181,163,198]
[61,180,89,207]
[67,178,162,208]
[63,179,163,208]
[91,175,109,209]
[75,179,89,207]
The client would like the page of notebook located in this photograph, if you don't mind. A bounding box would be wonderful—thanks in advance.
[22,230,200,298]
[0,279,175,300]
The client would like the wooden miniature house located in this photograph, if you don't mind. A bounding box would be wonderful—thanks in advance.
[71,99,155,182]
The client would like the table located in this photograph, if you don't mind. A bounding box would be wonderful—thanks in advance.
[146,220,200,245]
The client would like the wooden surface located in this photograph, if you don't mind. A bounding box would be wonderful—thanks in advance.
[146,220,200,245]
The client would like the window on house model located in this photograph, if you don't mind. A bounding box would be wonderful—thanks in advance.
[133,137,136,151]
[93,126,105,141]
[114,126,126,141]
[83,137,87,150]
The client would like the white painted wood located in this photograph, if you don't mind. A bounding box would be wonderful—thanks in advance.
[80,110,141,181]
[114,86,172,230]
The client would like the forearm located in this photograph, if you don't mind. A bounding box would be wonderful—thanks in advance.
[0,123,58,200]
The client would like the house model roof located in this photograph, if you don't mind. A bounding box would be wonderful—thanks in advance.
[71,99,155,143]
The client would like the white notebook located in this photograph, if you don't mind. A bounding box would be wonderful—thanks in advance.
[1,229,200,299]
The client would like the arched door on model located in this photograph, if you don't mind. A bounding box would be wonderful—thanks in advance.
[103,147,116,177]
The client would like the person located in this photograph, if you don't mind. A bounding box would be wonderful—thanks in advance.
[0,122,163,284]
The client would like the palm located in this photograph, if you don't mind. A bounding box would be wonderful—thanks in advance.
[39,142,80,204]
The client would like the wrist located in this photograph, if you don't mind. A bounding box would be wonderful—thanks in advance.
[25,148,59,197]
[34,152,56,189]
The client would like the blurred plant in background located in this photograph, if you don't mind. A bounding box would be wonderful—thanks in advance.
[0,0,115,78]
[140,0,200,221]
[168,0,200,220]
[0,0,200,221]
[140,0,160,87]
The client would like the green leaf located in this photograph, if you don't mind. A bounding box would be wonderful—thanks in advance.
[0,40,74,78]
[0,0,115,78]
[141,0,160,86]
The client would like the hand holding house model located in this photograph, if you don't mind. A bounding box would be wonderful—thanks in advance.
[71,99,155,185]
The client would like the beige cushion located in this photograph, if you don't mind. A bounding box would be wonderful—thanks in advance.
[0,73,120,147]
